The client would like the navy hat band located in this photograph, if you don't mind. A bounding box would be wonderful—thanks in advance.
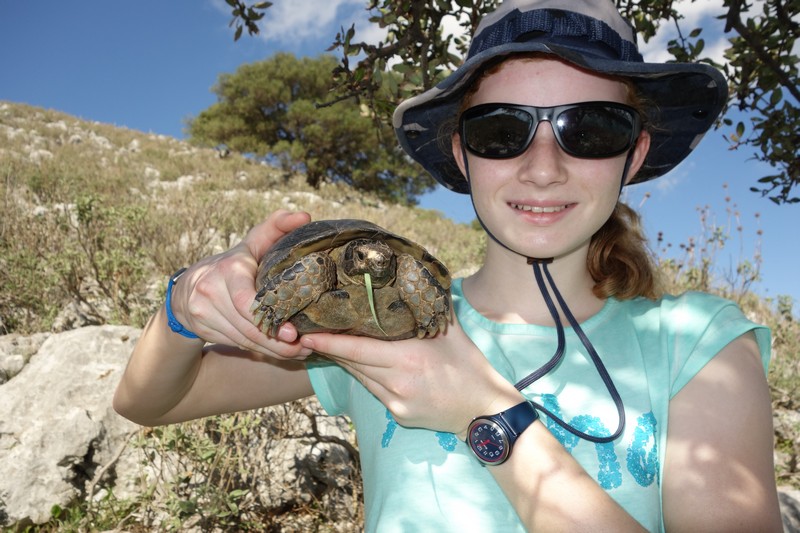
[470,8,642,63]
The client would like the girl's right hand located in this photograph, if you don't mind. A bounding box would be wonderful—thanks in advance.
[168,209,314,359]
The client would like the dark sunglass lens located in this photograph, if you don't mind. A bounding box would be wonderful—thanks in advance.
[556,106,635,157]
[464,107,533,157]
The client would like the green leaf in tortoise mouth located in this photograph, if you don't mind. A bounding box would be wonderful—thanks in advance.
[364,273,388,337]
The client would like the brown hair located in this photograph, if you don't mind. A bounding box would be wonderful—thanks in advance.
[588,202,663,299]
[459,53,664,300]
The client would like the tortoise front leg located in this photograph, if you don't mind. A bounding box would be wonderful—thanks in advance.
[395,254,450,338]
[251,252,336,337]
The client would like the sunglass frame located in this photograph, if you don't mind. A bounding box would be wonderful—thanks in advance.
[459,101,642,160]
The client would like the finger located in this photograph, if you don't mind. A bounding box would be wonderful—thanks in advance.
[243,210,311,260]
[206,296,311,359]
[207,278,310,358]
[238,211,311,332]
[309,342,392,400]
[299,333,395,368]
[180,260,306,358]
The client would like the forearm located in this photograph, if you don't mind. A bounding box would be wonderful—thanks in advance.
[114,304,314,426]
[489,422,646,531]
[113,305,206,425]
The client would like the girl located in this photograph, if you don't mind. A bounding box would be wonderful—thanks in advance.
[115,1,782,530]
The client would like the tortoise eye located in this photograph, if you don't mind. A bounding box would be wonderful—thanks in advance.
[356,250,366,261]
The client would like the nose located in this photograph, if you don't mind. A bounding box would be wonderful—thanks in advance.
[368,250,390,270]
[517,120,567,187]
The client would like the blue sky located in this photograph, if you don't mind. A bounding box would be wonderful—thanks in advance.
[2,1,797,309]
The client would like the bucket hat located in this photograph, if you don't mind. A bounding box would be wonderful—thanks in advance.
[393,0,728,193]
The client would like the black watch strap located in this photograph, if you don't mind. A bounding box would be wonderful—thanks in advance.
[496,400,539,438]
[467,400,539,465]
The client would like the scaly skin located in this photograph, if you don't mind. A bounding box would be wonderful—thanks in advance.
[251,227,450,339]
[251,251,336,337]
[396,254,450,338]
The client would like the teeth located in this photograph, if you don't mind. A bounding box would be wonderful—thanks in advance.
[511,203,567,213]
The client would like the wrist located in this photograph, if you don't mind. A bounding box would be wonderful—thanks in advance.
[166,268,200,339]
[457,389,526,441]
[465,400,539,466]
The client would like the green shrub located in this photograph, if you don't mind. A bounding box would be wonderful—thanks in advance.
[2,101,797,530]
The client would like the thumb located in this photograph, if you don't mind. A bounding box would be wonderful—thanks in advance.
[243,210,311,260]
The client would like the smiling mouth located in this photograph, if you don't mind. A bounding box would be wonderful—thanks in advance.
[510,203,570,213]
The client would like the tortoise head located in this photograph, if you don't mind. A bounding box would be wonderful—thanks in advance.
[342,239,396,287]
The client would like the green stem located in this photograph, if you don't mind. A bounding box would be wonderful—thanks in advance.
[364,273,388,336]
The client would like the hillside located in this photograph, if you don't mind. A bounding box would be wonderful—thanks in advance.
[1,101,798,530]
[0,100,485,336]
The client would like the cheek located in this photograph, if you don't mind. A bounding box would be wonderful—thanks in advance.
[576,157,626,195]
[464,156,517,189]
[464,162,509,211]
[577,164,625,228]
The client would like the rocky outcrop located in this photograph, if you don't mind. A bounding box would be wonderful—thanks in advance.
[0,326,359,530]
[1,325,798,530]
[0,326,139,526]
[782,488,800,532]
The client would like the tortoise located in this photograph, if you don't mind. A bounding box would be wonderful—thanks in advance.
[250,219,451,340]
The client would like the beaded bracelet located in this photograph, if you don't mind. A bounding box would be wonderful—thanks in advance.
[166,267,200,339]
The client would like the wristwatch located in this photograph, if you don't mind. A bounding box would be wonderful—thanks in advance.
[466,400,539,466]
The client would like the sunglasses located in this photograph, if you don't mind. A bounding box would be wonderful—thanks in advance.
[459,102,642,160]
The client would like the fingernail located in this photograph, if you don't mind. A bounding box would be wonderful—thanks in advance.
[300,336,315,350]
[277,327,296,343]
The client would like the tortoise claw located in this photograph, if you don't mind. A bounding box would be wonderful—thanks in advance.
[252,252,336,338]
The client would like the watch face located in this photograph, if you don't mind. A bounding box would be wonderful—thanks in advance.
[468,419,510,465]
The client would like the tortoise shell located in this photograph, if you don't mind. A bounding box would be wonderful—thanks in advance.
[252,219,451,340]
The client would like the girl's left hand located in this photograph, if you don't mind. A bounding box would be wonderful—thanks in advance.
[299,319,522,439]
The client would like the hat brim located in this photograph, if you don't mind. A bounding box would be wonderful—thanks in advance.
[394,41,728,193]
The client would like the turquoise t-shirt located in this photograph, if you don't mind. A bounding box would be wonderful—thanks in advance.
[307,278,770,532]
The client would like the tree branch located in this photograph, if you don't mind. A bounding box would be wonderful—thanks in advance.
[725,3,800,102]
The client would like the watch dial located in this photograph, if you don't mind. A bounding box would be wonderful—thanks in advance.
[469,421,509,464]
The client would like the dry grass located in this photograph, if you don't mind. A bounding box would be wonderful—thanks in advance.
[0,101,485,531]
[0,101,485,336]
[2,100,796,530]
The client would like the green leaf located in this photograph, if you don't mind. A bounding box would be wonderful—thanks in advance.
[200,448,217,460]
[770,88,783,106]
[229,489,248,499]
[364,273,388,336]
[692,38,705,55]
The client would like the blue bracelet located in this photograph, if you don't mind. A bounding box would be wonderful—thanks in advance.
[166,268,200,339]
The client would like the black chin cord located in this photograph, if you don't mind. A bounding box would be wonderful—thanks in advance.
[459,142,626,443]
[517,259,625,443]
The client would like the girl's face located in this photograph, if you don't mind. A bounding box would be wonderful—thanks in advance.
[452,58,650,263]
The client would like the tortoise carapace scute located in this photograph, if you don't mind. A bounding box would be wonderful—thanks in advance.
[250,219,451,340]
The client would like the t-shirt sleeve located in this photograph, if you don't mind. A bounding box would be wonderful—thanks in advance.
[306,359,354,416]
[665,291,771,398]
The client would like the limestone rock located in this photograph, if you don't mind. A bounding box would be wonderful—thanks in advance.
[782,487,800,533]
[0,326,140,526]
[0,332,50,383]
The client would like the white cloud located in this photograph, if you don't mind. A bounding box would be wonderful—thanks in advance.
[257,0,366,43]
[639,0,731,65]
[352,15,388,47]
